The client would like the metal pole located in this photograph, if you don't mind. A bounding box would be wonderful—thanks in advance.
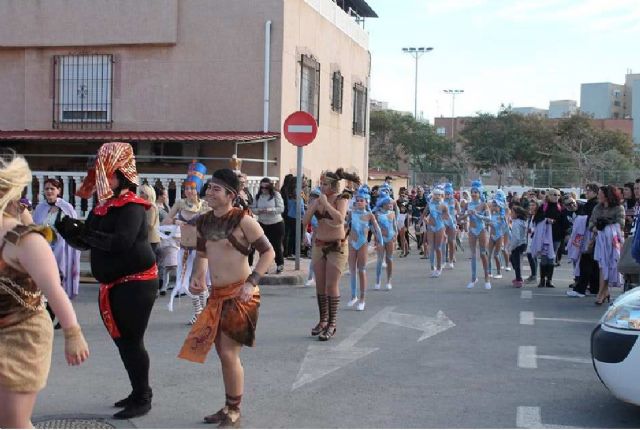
[295,146,303,271]
[414,54,418,119]
[451,93,456,142]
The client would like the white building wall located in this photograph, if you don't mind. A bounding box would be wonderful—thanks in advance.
[548,100,577,119]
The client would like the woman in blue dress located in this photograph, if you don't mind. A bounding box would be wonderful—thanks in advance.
[426,186,450,278]
[443,183,460,269]
[374,194,397,290]
[488,192,508,279]
[458,180,492,290]
[347,186,382,311]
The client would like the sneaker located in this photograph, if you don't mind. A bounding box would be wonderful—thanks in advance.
[374,283,381,290]
[525,276,536,283]
[484,282,492,290]
[385,283,392,290]
[382,261,387,268]
[276,265,284,274]
[493,273,503,279]
[429,270,438,278]
[304,279,316,287]
[514,280,523,288]
[347,297,359,307]
[566,290,585,298]
[545,282,556,288]
[466,280,477,289]
[434,269,442,278]
[504,266,512,272]
[356,301,365,311]
[447,262,455,269]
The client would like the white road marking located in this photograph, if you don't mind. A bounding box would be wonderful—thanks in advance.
[287,125,313,133]
[520,313,597,326]
[292,307,455,390]
[516,406,580,429]
[520,311,534,325]
[518,346,538,368]
[535,317,597,324]
[537,355,592,364]
[521,290,533,299]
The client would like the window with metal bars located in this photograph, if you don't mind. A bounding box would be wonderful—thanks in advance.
[352,83,367,136]
[300,55,320,123]
[331,71,344,113]
[53,54,113,129]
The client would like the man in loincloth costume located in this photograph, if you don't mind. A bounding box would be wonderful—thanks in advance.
[178,168,275,428]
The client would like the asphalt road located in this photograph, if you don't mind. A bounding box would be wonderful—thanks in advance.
[33,248,640,428]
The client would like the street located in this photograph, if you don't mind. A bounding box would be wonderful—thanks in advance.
[34,249,640,428]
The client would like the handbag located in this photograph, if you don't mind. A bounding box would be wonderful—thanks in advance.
[618,239,640,275]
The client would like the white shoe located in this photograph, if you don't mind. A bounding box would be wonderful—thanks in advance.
[430,270,438,278]
[304,279,316,287]
[382,261,387,268]
[484,282,492,290]
[466,280,477,289]
[493,273,503,279]
[433,269,442,278]
[385,283,392,290]
[446,262,455,269]
[566,290,585,298]
[374,283,381,290]
[505,266,512,272]
[356,301,365,311]
[347,297,359,307]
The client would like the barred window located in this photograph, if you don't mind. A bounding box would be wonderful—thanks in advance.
[331,71,344,113]
[300,55,320,123]
[53,54,113,129]
[352,83,367,136]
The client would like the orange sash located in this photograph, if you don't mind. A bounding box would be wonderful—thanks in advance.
[178,281,252,363]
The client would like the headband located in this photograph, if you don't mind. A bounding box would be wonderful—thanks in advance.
[209,177,238,196]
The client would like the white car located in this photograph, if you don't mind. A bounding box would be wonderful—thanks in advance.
[592,287,640,406]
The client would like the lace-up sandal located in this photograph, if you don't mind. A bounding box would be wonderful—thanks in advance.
[311,294,328,336]
[319,296,339,341]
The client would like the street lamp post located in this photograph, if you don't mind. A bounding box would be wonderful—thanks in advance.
[443,89,464,142]
[402,47,434,119]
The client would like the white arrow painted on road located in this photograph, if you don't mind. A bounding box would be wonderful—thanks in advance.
[517,406,580,429]
[292,306,455,390]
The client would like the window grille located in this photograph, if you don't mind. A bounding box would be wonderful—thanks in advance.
[53,54,113,129]
[331,71,344,113]
[352,83,367,136]
[300,55,320,123]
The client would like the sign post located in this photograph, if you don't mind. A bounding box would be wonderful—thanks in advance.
[283,111,318,271]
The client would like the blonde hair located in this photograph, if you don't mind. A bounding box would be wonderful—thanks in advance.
[0,154,32,221]
[139,184,156,203]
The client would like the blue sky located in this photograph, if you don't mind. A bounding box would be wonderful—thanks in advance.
[365,0,640,122]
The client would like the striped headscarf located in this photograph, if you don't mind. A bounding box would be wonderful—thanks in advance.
[76,142,139,204]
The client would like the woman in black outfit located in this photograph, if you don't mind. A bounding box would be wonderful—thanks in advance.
[56,142,158,420]
[533,188,565,288]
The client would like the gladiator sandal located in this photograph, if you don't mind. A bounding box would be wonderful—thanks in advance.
[218,394,242,428]
[319,296,340,341]
[311,294,329,336]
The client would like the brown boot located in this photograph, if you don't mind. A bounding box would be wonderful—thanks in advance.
[311,294,328,336]
[319,296,339,341]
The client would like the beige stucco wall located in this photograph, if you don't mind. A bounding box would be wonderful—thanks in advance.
[0,0,178,47]
[0,0,285,133]
[280,0,370,184]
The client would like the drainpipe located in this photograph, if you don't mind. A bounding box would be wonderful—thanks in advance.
[263,20,272,177]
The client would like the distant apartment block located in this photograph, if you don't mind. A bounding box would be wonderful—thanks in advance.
[580,82,625,119]
[548,100,577,119]
[370,99,389,111]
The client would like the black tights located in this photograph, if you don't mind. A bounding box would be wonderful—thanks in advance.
[260,221,284,266]
[510,244,526,281]
[109,279,157,398]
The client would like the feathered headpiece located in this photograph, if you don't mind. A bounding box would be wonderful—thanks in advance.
[375,195,393,210]
[444,183,454,195]
[470,179,483,194]
[493,189,507,208]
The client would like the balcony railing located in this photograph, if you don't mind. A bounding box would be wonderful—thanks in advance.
[29,171,277,217]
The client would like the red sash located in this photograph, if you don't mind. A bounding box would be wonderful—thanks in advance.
[99,264,158,339]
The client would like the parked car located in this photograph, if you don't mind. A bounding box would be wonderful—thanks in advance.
[591,288,640,406]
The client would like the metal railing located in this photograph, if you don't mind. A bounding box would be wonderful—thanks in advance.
[29,171,277,217]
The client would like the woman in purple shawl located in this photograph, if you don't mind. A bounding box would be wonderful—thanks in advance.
[33,179,81,301]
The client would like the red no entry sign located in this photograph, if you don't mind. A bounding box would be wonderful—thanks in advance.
[283,111,318,147]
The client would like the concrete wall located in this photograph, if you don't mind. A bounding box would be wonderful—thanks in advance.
[548,100,577,119]
[0,0,285,133]
[580,83,624,119]
[280,0,370,184]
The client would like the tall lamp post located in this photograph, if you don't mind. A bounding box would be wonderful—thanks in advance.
[443,89,464,142]
[402,47,434,119]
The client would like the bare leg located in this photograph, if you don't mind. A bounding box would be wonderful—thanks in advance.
[446,226,456,264]
[385,241,394,284]
[478,230,490,282]
[434,230,445,270]
[0,387,38,429]
[356,246,368,300]
[348,245,358,300]
[468,233,478,282]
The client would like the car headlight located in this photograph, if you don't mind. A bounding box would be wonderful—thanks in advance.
[602,289,640,330]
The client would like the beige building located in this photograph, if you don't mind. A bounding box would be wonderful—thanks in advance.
[0,0,377,185]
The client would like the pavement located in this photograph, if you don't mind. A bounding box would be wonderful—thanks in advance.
[35,247,640,428]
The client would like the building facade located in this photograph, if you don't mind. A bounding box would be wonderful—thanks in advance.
[511,107,548,117]
[548,100,578,119]
[0,0,376,183]
[580,82,625,119]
